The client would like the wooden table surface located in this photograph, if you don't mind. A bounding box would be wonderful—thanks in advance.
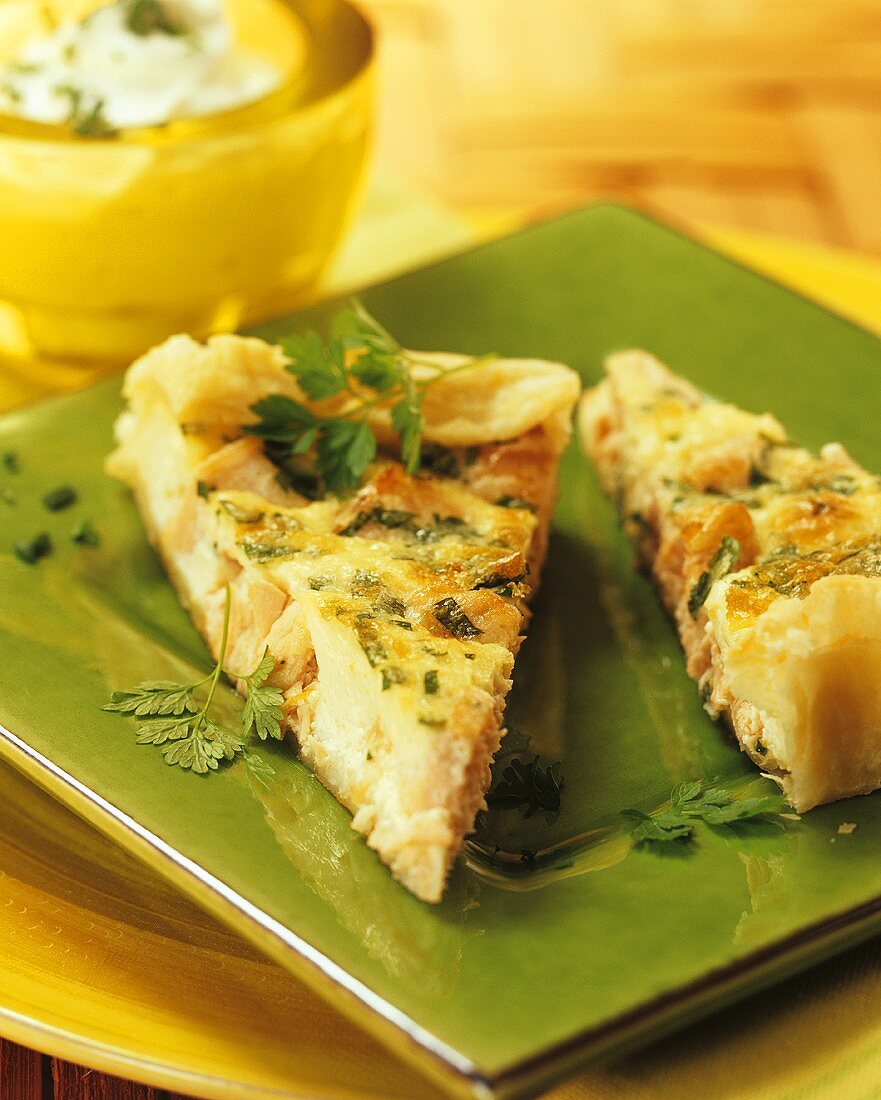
[6,0,881,1097]
[1,1040,187,1099]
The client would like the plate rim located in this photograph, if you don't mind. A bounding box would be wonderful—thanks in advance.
[5,200,881,1099]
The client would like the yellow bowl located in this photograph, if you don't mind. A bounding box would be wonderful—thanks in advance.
[0,0,374,365]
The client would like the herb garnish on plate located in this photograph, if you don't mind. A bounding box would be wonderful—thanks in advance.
[622,779,786,846]
[104,585,284,773]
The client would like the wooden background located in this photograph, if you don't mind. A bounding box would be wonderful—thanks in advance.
[6,0,881,1096]
[366,0,881,249]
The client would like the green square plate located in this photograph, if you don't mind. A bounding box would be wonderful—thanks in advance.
[3,204,881,1100]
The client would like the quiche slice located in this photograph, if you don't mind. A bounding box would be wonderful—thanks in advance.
[108,332,579,902]
[581,350,881,813]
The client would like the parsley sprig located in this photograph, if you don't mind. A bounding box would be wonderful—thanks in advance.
[245,301,493,495]
[622,780,786,846]
[103,585,284,773]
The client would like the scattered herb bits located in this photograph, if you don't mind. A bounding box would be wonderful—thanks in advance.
[14,532,52,564]
[42,485,78,512]
[2,451,19,474]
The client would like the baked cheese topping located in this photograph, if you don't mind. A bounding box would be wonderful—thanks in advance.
[581,350,881,812]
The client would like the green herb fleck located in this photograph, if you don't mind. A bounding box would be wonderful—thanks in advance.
[42,485,77,512]
[424,669,439,695]
[124,0,186,37]
[197,480,212,499]
[432,597,483,639]
[495,496,536,512]
[14,532,52,564]
[2,451,18,474]
[382,666,406,691]
[688,535,740,618]
[71,520,100,548]
[56,85,117,138]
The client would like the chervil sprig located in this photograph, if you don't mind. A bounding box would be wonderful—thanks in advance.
[622,779,786,847]
[103,585,284,773]
[244,300,493,494]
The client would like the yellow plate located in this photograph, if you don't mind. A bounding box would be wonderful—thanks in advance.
[0,754,447,1100]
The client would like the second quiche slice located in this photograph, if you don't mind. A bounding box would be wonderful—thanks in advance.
[108,325,579,902]
[581,350,881,814]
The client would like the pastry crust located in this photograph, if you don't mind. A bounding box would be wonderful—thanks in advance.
[109,333,579,901]
[581,349,881,812]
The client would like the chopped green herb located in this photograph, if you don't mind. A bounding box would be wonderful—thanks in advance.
[1,451,18,474]
[14,532,52,564]
[622,779,787,848]
[424,670,439,695]
[495,496,537,512]
[42,485,77,512]
[811,474,858,496]
[418,716,447,728]
[197,480,212,499]
[339,506,478,544]
[356,621,387,668]
[390,618,413,630]
[688,535,740,618]
[56,85,117,138]
[432,597,483,639]
[245,300,494,494]
[377,591,406,616]
[381,666,406,691]
[103,586,282,773]
[71,520,100,548]
[339,507,414,536]
[124,0,186,37]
